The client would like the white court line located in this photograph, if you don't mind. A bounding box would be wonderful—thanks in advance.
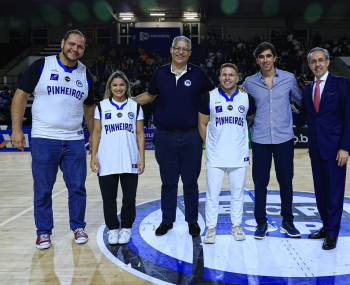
[0,173,95,228]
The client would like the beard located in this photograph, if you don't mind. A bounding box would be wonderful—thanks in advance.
[62,48,82,63]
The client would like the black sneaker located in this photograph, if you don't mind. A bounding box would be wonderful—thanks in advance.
[254,223,268,239]
[155,223,173,236]
[189,222,201,236]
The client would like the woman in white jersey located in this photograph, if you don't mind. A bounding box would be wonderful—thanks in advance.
[90,71,145,245]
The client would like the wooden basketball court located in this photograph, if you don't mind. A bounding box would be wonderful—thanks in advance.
[0,149,349,284]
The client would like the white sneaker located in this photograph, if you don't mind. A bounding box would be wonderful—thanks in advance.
[232,224,246,241]
[118,228,132,244]
[203,227,216,244]
[107,229,119,245]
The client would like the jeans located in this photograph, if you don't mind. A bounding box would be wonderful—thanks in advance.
[153,128,202,224]
[31,138,87,235]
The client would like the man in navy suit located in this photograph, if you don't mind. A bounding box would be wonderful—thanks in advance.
[294,47,350,250]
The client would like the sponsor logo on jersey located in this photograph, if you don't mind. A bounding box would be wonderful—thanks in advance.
[105,113,111,120]
[77,130,83,135]
[50,74,59,81]
[184,80,191,87]
[215,106,222,113]
[128,112,134,119]
[76,80,83,87]
[215,101,221,104]
[238,105,245,113]
[244,157,249,161]
[227,105,233,111]
[132,164,138,168]
[117,112,123,118]
[51,69,58,72]
[65,76,70,82]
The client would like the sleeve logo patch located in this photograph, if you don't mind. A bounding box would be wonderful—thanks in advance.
[215,106,222,113]
[50,74,59,80]
[105,113,111,120]
[128,112,134,119]
[238,105,245,113]
[184,80,191,87]
[76,80,83,87]
[244,157,249,162]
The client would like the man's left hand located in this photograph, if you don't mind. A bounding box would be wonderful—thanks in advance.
[336,149,349,167]
[237,85,247,93]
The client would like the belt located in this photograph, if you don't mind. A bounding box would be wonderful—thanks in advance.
[158,126,197,133]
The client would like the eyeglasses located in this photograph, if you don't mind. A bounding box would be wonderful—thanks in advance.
[309,58,326,65]
[172,46,191,53]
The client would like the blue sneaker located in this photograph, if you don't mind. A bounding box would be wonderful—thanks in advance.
[280,221,301,237]
[254,223,268,239]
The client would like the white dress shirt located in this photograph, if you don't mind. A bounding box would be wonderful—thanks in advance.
[312,71,329,101]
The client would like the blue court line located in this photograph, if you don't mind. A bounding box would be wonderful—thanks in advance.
[245,186,278,229]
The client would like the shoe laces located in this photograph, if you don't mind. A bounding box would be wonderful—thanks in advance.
[233,225,243,234]
[206,227,215,237]
[119,229,130,239]
[74,228,86,238]
[40,234,50,242]
[107,229,118,237]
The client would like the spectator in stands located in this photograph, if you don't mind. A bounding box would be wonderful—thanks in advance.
[209,35,218,52]
[237,39,245,50]
[140,51,148,62]
[104,66,112,78]
[183,26,190,38]
[147,56,155,68]
[97,53,105,63]
[99,76,107,97]
[301,51,308,75]
[109,48,116,60]
[126,57,133,71]
[144,66,153,82]
[138,66,144,80]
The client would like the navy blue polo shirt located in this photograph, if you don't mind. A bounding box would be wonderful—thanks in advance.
[148,63,215,130]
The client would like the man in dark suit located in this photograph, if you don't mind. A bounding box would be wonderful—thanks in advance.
[294,47,350,250]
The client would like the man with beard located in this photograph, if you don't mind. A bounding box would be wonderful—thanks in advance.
[198,63,255,243]
[11,30,95,249]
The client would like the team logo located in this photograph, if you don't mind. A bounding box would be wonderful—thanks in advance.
[227,105,233,111]
[65,76,70,82]
[77,130,83,135]
[132,164,138,168]
[117,112,123,118]
[140,32,150,41]
[105,113,111,120]
[76,80,83,87]
[128,112,134,119]
[97,189,350,284]
[244,157,249,162]
[215,106,222,113]
[184,80,191,87]
[238,105,245,113]
[50,74,59,81]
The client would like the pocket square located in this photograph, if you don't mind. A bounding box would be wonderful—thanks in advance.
[327,93,335,96]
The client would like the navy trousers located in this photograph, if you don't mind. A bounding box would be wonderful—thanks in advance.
[153,129,203,224]
[251,139,295,225]
[311,153,346,237]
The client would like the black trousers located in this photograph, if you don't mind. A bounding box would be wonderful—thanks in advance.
[98,173,138,230]
[252,139,294,225]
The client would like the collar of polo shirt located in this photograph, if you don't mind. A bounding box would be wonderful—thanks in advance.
[258,67,280,80]
[170,64,188,85]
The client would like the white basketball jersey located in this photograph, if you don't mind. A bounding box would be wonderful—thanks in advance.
[206,88,250,167]
[95,98,144,176]
[31,55,89,140]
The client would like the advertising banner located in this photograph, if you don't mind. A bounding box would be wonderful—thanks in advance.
[131,28,180,52]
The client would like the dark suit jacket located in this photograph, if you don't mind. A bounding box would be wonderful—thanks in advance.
[294,73,350,160]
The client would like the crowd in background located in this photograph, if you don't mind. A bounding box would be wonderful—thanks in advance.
[1,30,350,127]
